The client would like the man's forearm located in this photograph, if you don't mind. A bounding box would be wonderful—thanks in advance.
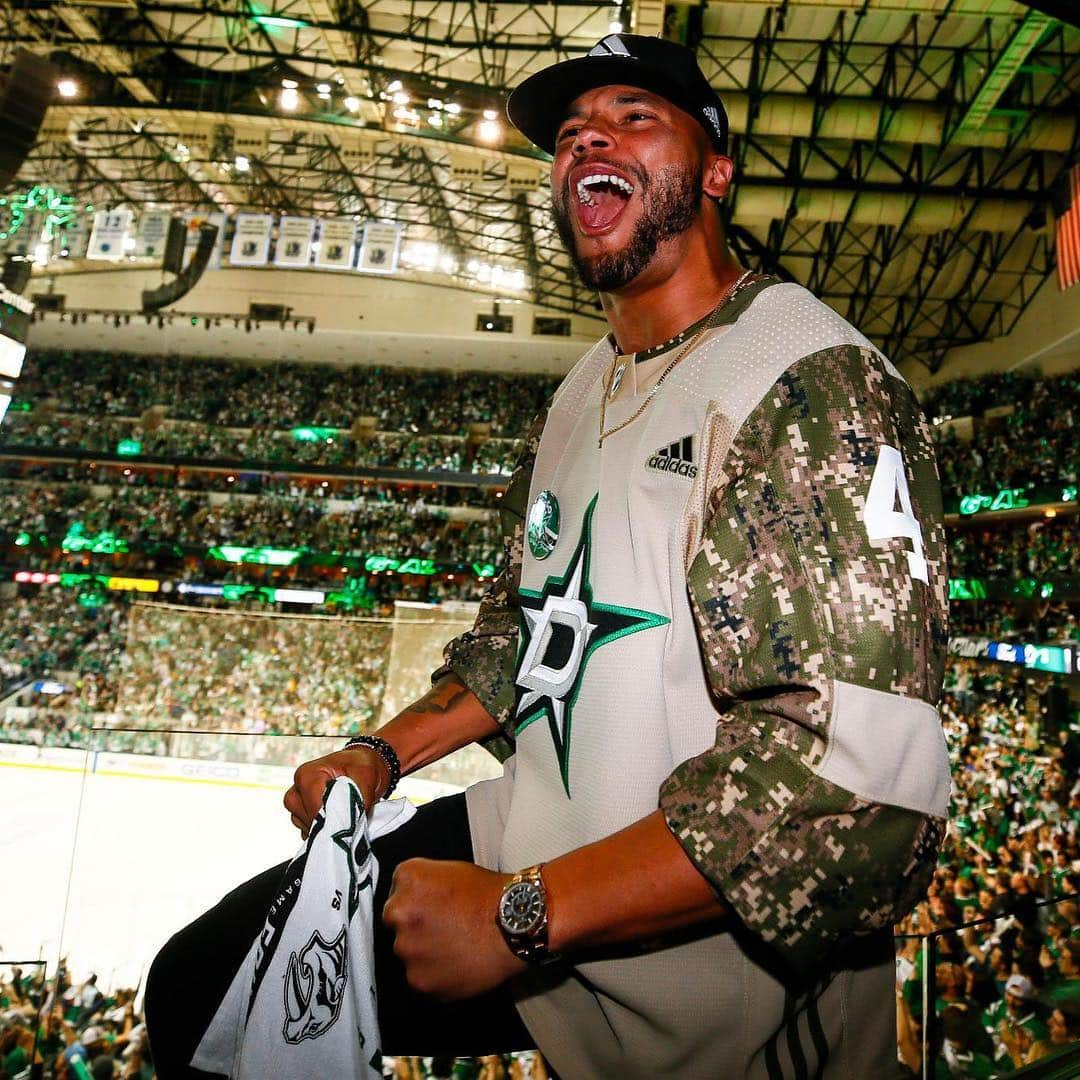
[542,810,728,953]
[376,673,500,777]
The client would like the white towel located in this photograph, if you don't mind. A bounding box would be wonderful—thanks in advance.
[192,780,416,1079]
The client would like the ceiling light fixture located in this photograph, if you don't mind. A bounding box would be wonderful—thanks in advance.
[478,117,501,142]
[57,78,78,98]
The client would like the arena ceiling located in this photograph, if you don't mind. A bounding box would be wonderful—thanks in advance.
[2,0,1079,369]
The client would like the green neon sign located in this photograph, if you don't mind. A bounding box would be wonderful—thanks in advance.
[208,545,305,566]
[61,524,129,554]
[948,578,988,600]
[362,555,436,575]
[958,487,1030,516]
[290,426,339,443]
[6,185,78,243]
[116,439,143,456]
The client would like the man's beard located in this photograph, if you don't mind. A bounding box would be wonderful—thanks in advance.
[553,161,703,291]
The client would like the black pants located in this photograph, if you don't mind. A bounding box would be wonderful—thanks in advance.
[145,794,534,1078]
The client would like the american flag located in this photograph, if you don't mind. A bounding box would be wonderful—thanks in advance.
[1051,162,1080,290]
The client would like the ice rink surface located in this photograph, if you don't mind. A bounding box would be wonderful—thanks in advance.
[0,747,328,989]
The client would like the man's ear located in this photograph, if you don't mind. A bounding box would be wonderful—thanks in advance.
[702,153,734,200]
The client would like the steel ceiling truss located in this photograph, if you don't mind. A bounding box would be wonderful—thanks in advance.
[2,1,1078,366]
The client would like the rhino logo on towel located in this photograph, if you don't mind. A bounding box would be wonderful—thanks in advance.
[282,928,348,1043]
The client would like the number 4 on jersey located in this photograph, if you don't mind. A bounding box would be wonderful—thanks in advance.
[863,444,929,584]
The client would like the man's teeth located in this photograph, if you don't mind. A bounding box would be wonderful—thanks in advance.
[575,174,635,205]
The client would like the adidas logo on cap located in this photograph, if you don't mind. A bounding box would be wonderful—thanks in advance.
[589,35,633,58]
[646,435,698,479]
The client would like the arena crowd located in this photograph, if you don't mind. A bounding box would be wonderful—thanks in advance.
[2,355,1077,1076]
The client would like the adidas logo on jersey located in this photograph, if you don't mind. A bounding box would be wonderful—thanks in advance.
[646,435,698,479]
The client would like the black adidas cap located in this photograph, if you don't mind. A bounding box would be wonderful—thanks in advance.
[506,34,728,156]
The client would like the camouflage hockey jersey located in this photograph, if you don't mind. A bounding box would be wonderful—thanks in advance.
[442,278,950,1078]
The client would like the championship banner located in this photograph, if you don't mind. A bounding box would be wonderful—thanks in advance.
[357,221,401,274]
[135,210,172,259]
[229,213,273,267]
[314,218,356,270]
[183,211,227,269]
[87,210,133,261]
[274,215,315,268]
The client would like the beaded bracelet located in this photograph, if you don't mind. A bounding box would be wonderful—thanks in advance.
[343,734,402,800]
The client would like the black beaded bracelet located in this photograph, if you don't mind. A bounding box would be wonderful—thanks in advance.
[343,734,402,800]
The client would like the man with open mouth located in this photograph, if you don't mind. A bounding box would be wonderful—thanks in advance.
[147,35,950,1080]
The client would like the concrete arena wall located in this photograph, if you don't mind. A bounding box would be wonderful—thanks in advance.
[26,267,603,375]
[0,743,464,990]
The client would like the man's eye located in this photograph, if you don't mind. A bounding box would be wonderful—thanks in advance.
[557,126,579,142]
[624,111,654,122]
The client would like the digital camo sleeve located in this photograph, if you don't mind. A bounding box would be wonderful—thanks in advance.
[659,344,951,978]
[437,407,547,738]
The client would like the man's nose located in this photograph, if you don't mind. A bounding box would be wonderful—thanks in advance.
[572,119,615,154]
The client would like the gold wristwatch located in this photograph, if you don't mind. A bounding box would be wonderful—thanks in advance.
[496,864,558,963]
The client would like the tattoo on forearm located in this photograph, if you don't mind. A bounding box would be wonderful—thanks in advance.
[401,678,470,717]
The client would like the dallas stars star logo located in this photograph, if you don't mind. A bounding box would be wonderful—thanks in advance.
[331,783,373,920]
[514,495,668,796]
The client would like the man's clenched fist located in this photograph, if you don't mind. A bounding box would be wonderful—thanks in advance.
[382,859,526,1000]
[284,745,390,836]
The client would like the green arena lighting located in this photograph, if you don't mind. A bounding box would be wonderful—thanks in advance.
[116,439,142,456]
[252,13,309,29]
[958,487,1030,515]
[290,426,338,442]
[208,544,305,566]
[61,523,129,554]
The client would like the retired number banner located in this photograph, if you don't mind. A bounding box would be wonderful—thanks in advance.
[87,210,133,261]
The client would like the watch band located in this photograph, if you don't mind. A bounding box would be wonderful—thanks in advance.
[343,734,401,800]
[498,864,559,964]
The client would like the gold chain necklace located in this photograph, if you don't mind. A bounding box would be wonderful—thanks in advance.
[597,269,754,448]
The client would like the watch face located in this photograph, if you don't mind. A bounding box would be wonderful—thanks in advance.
[499,880,545,936]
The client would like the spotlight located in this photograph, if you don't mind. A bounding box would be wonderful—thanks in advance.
[57,78,78,98]
[446,102,461,115]
[344,96,360,112]
[280,82,300,111]
[234,155,250,172]
[478,115,501,143]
